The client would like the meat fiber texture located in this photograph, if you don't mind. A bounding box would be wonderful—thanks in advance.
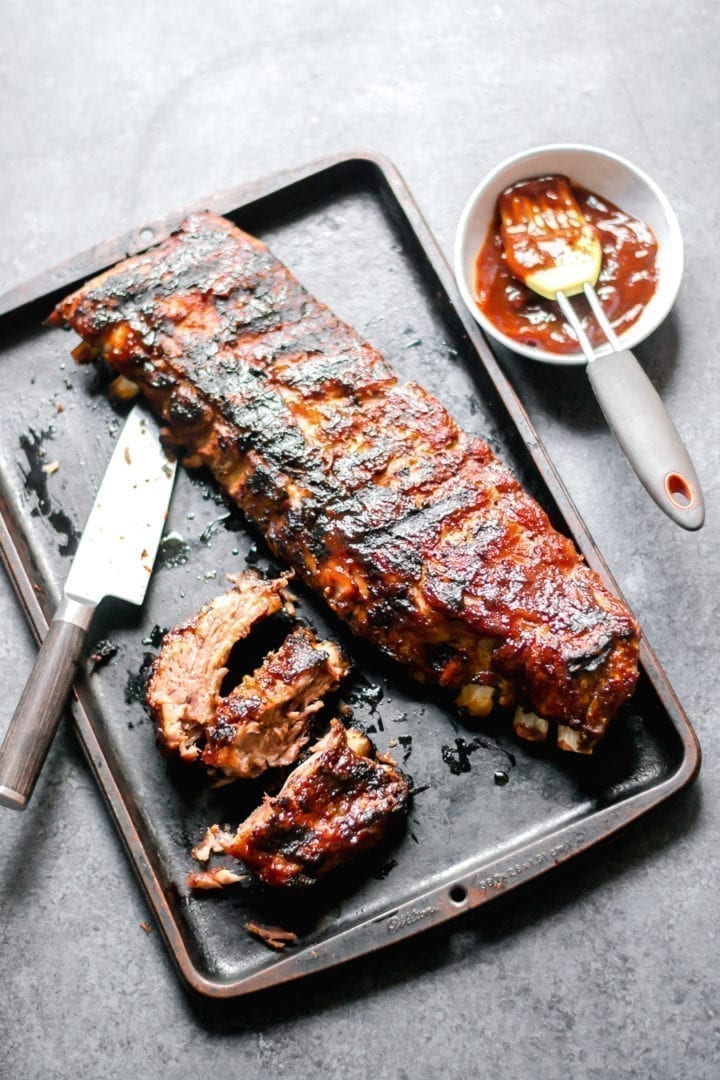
[49,212,639,751]
[190,720,411,889]
[146,571,349,779]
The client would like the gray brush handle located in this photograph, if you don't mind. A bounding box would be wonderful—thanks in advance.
[0,597,94,810]
[587,350,705,531]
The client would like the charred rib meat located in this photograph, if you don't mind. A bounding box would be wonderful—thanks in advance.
[192,719,411,888]
[146,570,289,761]
[202,625,349,779]
[147,572,347,777]
[50,212,639,751]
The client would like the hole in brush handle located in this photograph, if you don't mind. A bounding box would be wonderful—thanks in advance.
[665,472,695,510]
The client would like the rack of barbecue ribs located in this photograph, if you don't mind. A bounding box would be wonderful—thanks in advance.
[49,212,639,753]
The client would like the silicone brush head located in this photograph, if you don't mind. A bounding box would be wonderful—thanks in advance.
[499,175,602,300]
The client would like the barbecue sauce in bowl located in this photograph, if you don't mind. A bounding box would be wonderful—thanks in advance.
[475,182,659,354]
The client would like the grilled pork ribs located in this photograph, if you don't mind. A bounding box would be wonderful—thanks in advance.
[190,720,411,889]
[146,571,289,763]
[50,212,639,752]
[146,571,349,779]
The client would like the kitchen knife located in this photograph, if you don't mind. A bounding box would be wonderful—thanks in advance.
[0,406,176,810]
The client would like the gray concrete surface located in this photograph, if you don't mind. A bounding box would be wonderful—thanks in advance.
[0,1,718,1077]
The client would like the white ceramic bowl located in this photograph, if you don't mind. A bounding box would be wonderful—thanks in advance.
[454,144,684,365]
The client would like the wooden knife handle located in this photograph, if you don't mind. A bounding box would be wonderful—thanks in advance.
[0,598,94,810]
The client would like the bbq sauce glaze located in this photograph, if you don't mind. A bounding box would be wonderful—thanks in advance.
[475,183,659,354]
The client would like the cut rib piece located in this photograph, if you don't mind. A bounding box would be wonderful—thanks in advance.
[201,626,349,779]
[146,570,290,760]
[187,867,245,891]
[50,211,640,751]
[147,572,348,776]
[244,921,298,951]
[193,719,410,889]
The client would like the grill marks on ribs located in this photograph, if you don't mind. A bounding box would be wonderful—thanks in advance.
[191,720,411,889]
[146,571,349,778]
[202,626,349,779]
[149,577,404,890]
[146,571,288,761]
[50,212,640,751]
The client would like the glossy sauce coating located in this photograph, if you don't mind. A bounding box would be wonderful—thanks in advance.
[475,182,659,353]
[50,212,640,750]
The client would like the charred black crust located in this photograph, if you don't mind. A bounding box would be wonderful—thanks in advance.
[52,211,640,738]
[166,384,207,426]
[232,725,411,886]
[206,626,345,747]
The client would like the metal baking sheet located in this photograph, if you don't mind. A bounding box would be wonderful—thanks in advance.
[0,152,699,999]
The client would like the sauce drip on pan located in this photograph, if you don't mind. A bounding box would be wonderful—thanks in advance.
[474,183,659,354]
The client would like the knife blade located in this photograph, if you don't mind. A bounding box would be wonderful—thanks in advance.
[0,406,176,810]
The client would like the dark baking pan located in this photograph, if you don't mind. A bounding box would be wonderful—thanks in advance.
[0,152,700,999]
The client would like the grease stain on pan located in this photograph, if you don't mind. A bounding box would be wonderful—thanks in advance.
[398,734,413,763]
[373,859,398,880]
[346,676,384,712]
[18,427,81,556]
[156,532,191,569]
[199,513,231,544]
[441,736,491,775]
[125,651,157,705]
[142,624,169,648]
[442,735,517,778]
